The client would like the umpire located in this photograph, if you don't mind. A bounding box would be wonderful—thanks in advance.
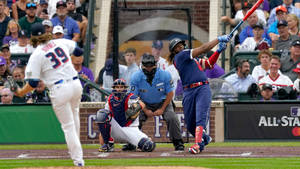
[130,53,184,151]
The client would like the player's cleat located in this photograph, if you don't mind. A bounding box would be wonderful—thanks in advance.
[203,135,212,146]
[173,139,185,151]
[188,142,205,154]
[122,143,137,151]
[74,162,84,167]
[99,143,114,152]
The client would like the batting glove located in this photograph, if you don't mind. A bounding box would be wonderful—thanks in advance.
[217,42,227,53]
[217,35,231,43]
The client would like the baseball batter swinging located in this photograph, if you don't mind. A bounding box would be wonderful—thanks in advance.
[167,35,230,154]
[13,23,84,166]
[95,79,156,152]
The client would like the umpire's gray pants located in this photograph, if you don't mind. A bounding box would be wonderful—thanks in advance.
[139,102,183,141]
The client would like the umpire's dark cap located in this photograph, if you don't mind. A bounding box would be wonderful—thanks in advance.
[141,53,156,67]
[262,84,273,91]
[31,23,45,36]
[291,39,300,46]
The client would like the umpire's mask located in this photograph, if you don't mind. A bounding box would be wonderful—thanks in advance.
[141,53,157,84]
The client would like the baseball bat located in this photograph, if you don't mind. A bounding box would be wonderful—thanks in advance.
[228,0,264,38]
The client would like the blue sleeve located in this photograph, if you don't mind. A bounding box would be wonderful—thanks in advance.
[129,72,140,96]
[28,79,40,88]
[239,28,247,44]
[263,30,272,46]
[72,19,80,34]
[267,9,277,27]
[164,71,174,94]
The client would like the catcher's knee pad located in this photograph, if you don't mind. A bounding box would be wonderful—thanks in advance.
[138,138,156,152]
[95,109,111,123]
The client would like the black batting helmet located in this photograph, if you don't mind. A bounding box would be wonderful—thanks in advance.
[169,38,185,52]
[141,53,156,67]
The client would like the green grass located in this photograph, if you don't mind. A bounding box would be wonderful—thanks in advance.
[1,158,300,169]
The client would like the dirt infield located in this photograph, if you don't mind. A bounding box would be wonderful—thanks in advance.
[2,146,300,160]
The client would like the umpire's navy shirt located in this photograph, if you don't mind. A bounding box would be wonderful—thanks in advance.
[130,68,174,104]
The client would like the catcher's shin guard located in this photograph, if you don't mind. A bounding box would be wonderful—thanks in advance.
[138,138,156,152]
[98,123,111,144]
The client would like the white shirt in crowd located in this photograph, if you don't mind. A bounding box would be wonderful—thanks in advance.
[252,65,282,82]
[10,44,35,54]
[258,74,293,91]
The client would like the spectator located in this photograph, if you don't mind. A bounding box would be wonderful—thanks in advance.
[3,20,21,46]
[102,58,127,92]
[0,56,9,88]
[27,80,50,103]
[239,23,270,51]
[37,0,49,20]
[259,55,293,91]
[235,2,267,25]
[11,0,27,22]
[252,50,274,82]
[292,63,300,94]
[268,0,300,27]
[273,20,299,51]
[52,25,64,39]
[151,40,168,70]
[0,0,12,47]
[287,13,300,36]
[18,2,43,37]
[280,39,300,81]
[225,59,256,93]
[123,47,139,85]
[0,88,13,104]
[10,30,34,54]
[51,1,80,42]
[130,53,185,151]
[4,65,28,103]
[42,19,53,34]
[268,5,288,42]
[260,83,275,100]
[204,51,225,78]
[66,0,87,45]
[238,11,271,48]
[1,44,16,73]
[71,47,94,101]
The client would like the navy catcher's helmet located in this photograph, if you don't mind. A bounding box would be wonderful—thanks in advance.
[141,53,156,67]
[169,38,185,52]
[112,79,128,101]
[112,78,127,88]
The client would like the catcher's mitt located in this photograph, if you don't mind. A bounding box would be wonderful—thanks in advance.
[126,101,142,120]
[7,76,18,92]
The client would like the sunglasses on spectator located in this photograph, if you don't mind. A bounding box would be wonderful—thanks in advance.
[26,3,37,8]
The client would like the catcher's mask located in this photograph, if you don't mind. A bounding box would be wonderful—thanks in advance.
[112,78,128,101]
[141,53,157,84]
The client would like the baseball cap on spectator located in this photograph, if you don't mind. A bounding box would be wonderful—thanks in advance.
[252,23,264,29]
[293,63,300,73]
[0,56,6,66]
[104,58,113,76]
[56,1,67,8]
[39,0,48,5]
[1,44,9,51]
[262,84,273,91]
[52,25,64,34]
[18,30,28,38]
[242,2,252,10]
[275,5,287,14]
[277,20,288,28]
[42,19,53,27]
[26,2,37,9]
[152,40,163,50]
[73,47,83,57]
[291,39,300,46]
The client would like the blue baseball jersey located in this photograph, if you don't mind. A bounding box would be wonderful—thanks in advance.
[130,68,174,104]
[174,49,207,86]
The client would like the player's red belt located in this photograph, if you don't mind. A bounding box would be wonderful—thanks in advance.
[54,76,78,85]
[183,80,209,89]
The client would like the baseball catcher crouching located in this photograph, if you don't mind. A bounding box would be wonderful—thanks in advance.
[95,79,155,152]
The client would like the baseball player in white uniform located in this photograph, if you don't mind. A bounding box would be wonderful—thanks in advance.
[14,23,84,167]
[95,79,155,152]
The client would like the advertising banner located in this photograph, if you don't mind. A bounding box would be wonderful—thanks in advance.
[225,102,300,139]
